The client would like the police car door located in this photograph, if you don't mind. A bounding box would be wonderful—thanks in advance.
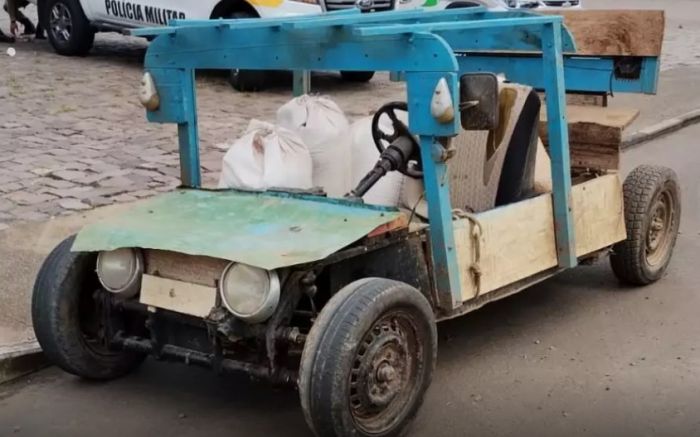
[97,0,211,27]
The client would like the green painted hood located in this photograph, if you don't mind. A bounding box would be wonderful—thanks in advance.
[72,189,401,270]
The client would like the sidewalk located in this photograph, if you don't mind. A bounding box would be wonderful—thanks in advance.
[0,201,141,383]
[612,66,700,138]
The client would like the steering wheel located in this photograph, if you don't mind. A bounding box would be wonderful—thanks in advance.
[371,102,423,178]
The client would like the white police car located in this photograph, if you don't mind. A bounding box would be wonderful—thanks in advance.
[37,0,320,58]
[35,0,507,90]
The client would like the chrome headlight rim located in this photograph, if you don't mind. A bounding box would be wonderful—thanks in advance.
[96,248,144,298]
[219,262,280,324]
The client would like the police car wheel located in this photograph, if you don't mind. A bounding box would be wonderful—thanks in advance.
[340,71,375,83]
[224,10,269,92]
[229,69,269,92]
[45,0,94,56]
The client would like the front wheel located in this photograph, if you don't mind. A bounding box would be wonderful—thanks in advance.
[299,278,437,437]
[31,236,145,380]
[610,165,681,285]
[45,0,94,56]
[340,71,375,83]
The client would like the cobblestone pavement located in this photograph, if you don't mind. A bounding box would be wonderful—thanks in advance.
[0,28,404,227]
[0,1,699,228]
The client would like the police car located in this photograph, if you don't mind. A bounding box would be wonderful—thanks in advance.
[37,0,320,56]
[35,0,506,90]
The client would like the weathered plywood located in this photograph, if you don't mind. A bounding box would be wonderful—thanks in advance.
[456,194,558,301]
[140,274,217,318]
[540,105,640,146]
[145,250,229,287]
[568,143,620,171]
[541,10,665,56]
[457,174,626,302]
[572,174,626,257]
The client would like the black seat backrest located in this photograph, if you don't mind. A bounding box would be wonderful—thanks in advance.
[495,89,541,206]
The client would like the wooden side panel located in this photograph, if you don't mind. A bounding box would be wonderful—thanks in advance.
[572,174,627,257]
[456,174,626,302]
[456,195,559,301]
[140,274,217,318]
[541,10,665,56]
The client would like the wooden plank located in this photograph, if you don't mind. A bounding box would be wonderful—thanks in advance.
[568,142,620,171]
[572,174,627,257]
[456,174,625,301]
[455,194,558,301]
[540,105,640,146]
[145,250,229,288]
[541,10,665,56]
[139,274,217,318]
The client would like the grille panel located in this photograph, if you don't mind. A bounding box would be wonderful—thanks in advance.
[320,0,394,12]
[542,0,580,6]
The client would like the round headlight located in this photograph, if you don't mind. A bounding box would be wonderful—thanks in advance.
[96,248,143,298]
[219,263,280,323]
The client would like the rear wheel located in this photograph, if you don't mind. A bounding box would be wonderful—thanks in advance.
[225,10,269,92]
[45,0,94,56]
[340,71,375,83]
[299,278,437,437]
[31,236,145,380]
[610,165,681,285]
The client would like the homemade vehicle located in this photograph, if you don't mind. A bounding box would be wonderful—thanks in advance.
[32,7,677,437]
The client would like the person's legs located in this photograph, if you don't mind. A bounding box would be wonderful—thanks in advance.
[0,28,15,43]
[4,0,35,35]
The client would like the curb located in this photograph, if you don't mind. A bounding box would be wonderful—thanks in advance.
[622,109,700,149]
[0,341,47,385]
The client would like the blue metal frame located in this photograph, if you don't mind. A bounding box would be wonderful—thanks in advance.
[136,8,660,309]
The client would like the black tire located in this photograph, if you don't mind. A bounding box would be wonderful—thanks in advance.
[299,278,437,437]
[229,69,269,92]
[44,0,94,56]
[610,165,681,285]
[224,10,268,92]
[32,236,145,380]
[340,71,375,83]
[445,1,483,8]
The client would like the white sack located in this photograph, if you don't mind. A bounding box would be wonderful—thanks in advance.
[218,119,313,191]
[349,116,406,207]
[276,95,352,197]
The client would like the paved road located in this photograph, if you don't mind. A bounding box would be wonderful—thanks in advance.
[1,125,698,436]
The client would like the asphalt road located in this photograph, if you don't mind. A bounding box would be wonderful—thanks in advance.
[1,125,698,437]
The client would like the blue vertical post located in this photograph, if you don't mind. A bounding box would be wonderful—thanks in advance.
[177,68,201,188]
[293,70,310,97]
[542,20,576,268]
[419,135,463,309]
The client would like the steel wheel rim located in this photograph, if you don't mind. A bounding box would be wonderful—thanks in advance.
[349,310,424,434]
[646,189,675,266]
[49,3,72,43]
